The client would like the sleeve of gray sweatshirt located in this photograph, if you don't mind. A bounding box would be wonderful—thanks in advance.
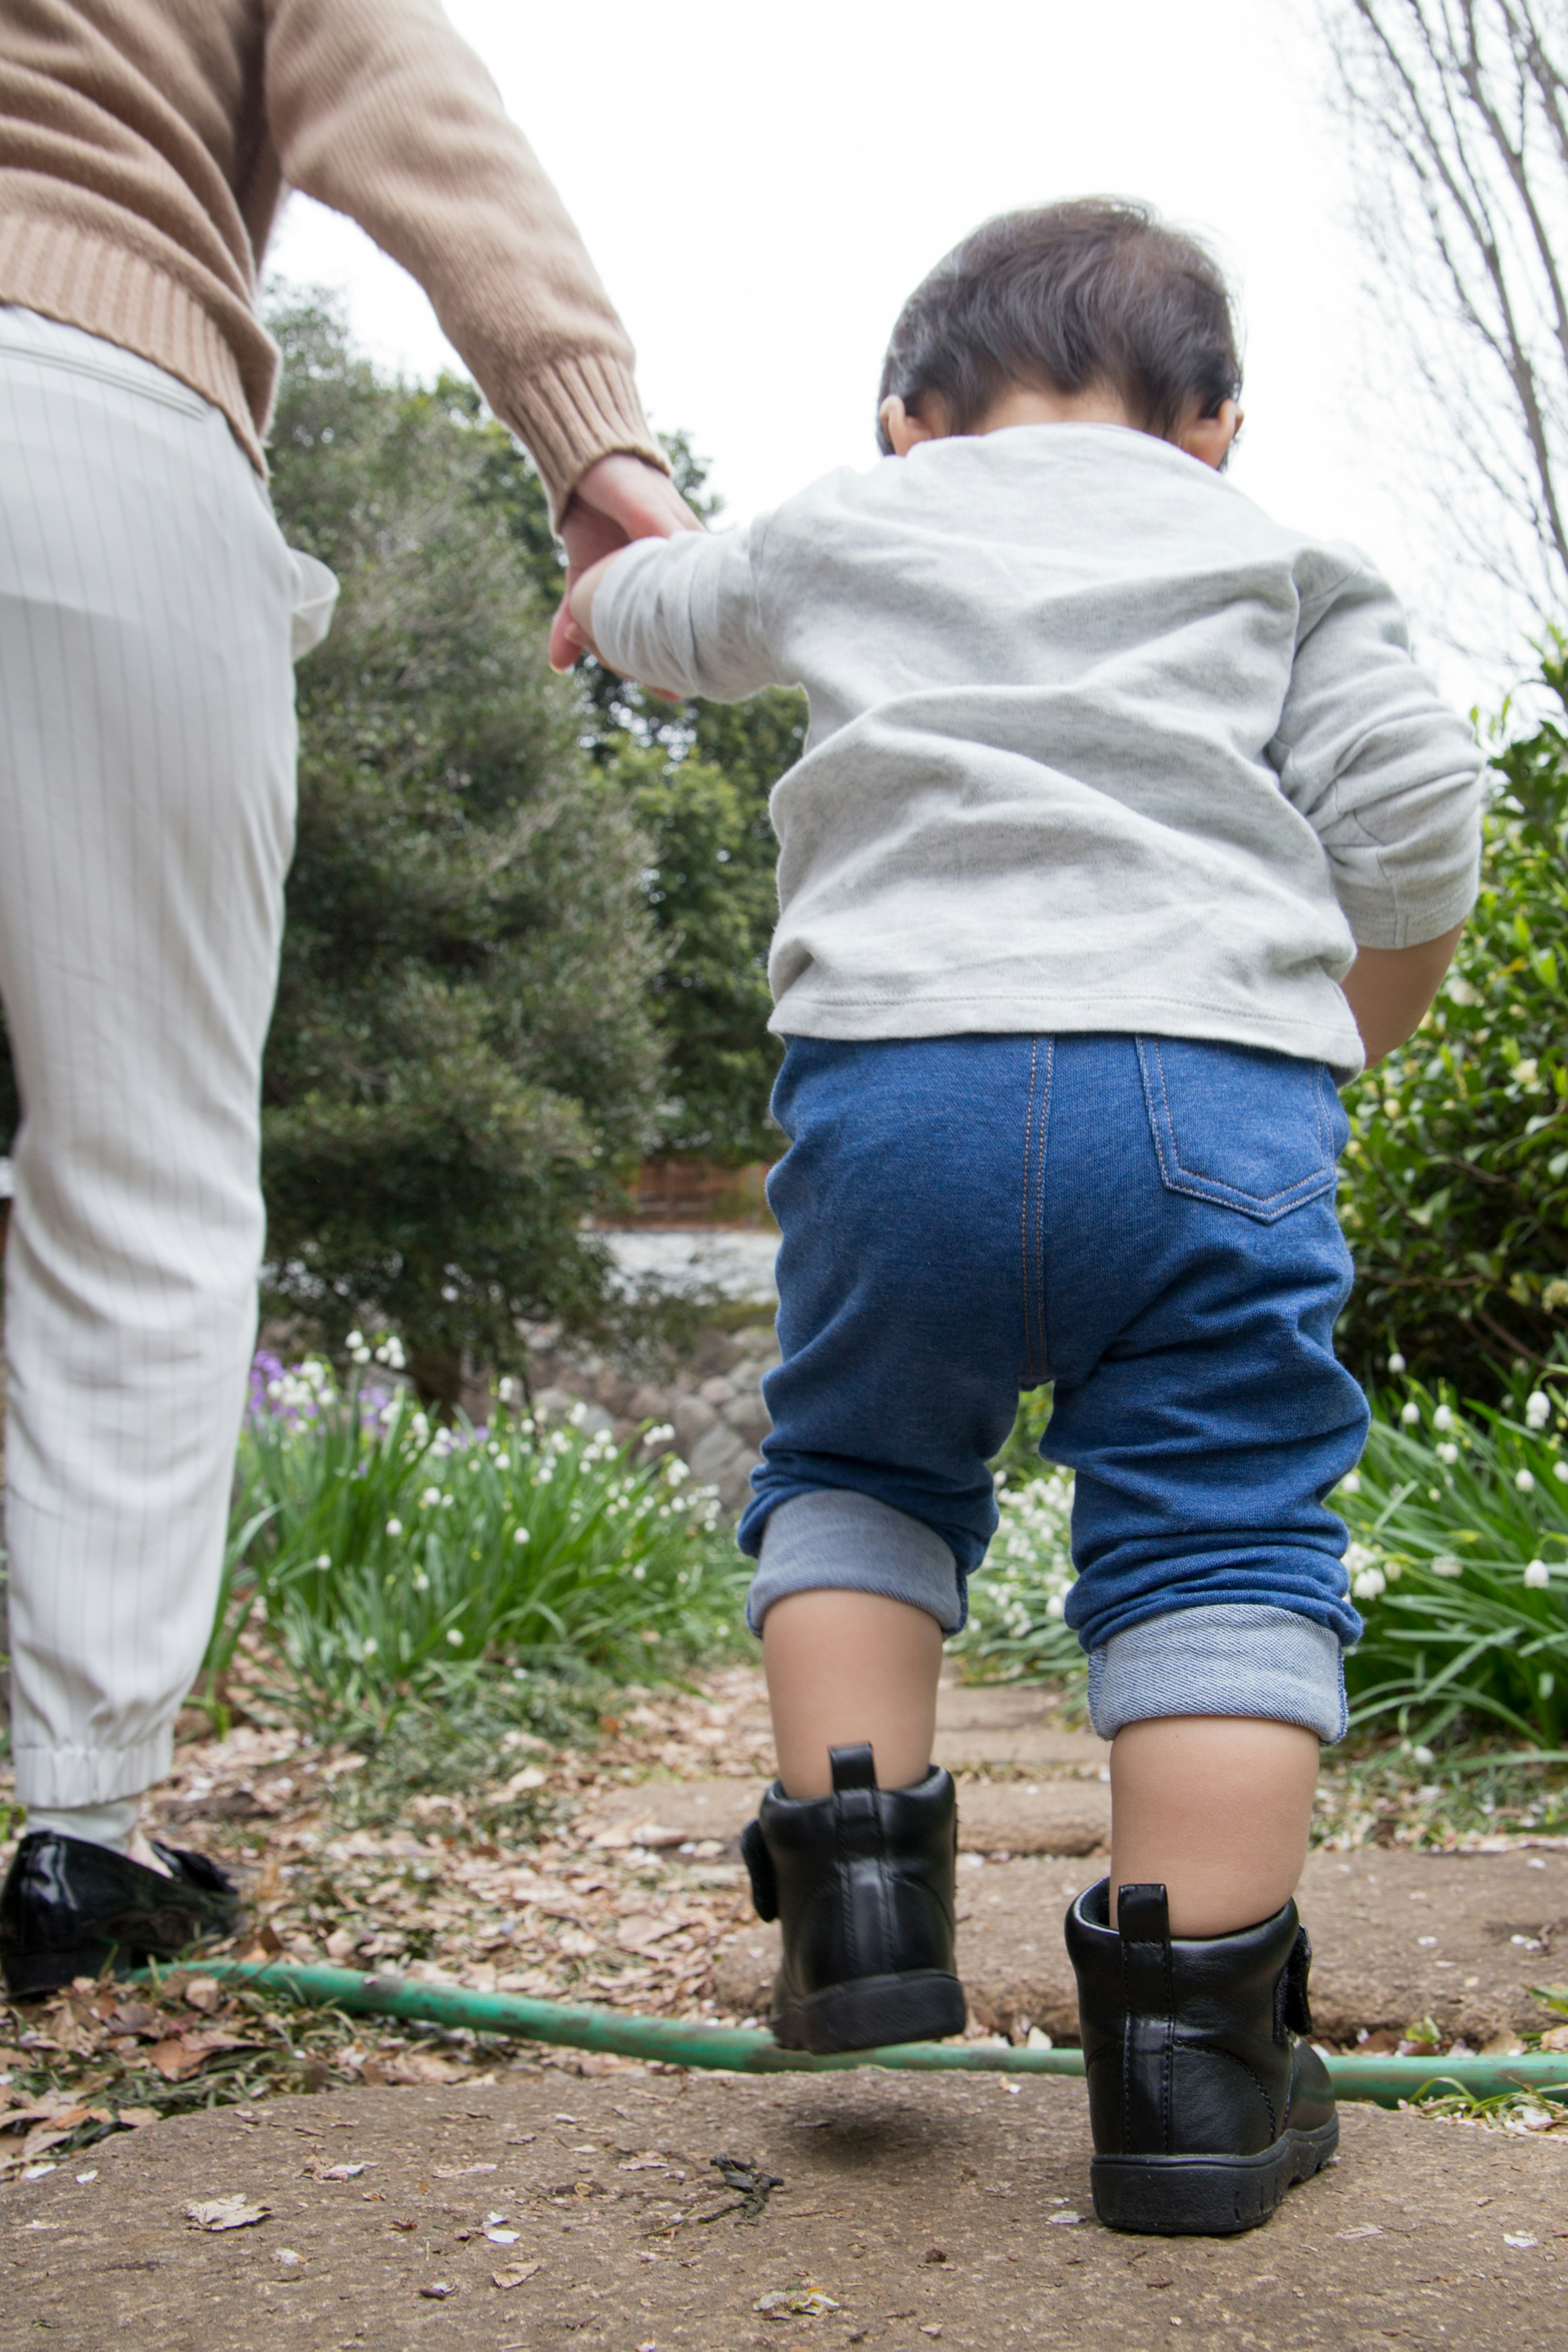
[1267,558,1483,950]
[591,523,790,700]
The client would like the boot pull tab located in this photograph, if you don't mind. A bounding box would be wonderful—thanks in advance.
[1117,1882,1173,2014]
[1117,1883,1171,1944]
[829,1743,877,1792]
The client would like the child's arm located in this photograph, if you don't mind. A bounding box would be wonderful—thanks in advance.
[1268,558,1485,1063]
[567,522,794,703]
[1340,922,1464,1065]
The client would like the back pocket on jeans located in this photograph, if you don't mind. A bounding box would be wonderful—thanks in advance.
[1136,1037,1343,1224]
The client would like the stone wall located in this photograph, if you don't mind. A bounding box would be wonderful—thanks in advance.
[526,1320,780,1518]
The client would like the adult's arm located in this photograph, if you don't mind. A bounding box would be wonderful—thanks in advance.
[264,0,669,526]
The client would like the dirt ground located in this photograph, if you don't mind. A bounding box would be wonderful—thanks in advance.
[6,2065,1568,2351]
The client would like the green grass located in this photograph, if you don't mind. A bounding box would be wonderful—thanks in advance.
[203,1356,748,1739]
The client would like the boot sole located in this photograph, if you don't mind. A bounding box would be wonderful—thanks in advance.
[1090,2114,1339,2236]
[773,1969,967,2054]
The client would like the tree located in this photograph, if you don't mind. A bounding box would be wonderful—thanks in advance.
[261,294,668,1401]
[461,396,798,1164]
[1321,0,1568,639]
[1337,643,1568,1392]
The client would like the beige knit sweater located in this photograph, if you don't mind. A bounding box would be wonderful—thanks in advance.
[0,0,664,516]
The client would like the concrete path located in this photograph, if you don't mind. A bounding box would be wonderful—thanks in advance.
[5,2066,1565,2350]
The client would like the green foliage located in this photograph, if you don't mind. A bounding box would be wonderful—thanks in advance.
[1336,652,1568,1395]
[952,1393,1085,1687]
[262,295,666,1373]
[1338,1364,1568,1743]
[214,1354,746,1740]
[461,399,797,1165]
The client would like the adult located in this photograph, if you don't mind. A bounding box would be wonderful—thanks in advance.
[0,0,697,1996]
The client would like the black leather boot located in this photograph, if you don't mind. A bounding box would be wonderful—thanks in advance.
[740,1742,966,2053]
[0,1832,241,1998]
[1065,1878,1337,2235]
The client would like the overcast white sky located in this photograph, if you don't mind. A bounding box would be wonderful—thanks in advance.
[269,0,1491,706]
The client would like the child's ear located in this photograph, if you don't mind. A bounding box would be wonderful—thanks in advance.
[1179,398,1243,471]
[879,394,945,457]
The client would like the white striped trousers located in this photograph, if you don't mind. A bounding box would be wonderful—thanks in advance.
[0,307,325,1806]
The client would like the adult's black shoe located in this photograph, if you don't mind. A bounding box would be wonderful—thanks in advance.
[740,1742,966,2054]
[1066,1877,1338,2236]
[0,1831,242,1999]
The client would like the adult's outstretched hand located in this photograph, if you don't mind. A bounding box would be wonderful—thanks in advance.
[548,453,702,671]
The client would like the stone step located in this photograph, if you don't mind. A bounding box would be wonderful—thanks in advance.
[587,1775,1113,1857]
[22,2065,1568,2345]
[711,1842,1568,2047]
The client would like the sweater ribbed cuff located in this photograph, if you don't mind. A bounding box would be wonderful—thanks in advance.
[501,349,669,526]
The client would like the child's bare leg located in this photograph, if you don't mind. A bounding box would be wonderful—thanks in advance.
[1109,1715,1320,1934]
[762,1588,943,1797]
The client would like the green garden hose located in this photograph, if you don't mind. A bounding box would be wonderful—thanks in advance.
[172,1960,1568,2110]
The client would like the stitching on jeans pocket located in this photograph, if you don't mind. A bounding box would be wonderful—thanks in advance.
[1136,1037,1340,1225]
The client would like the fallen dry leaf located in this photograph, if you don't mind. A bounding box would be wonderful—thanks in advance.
[148,2038,207,2083]
[187,2195,270,2231]
[492,2261,543,2289]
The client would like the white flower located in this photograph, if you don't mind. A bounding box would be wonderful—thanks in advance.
[1517,1468,1537,1493]
[512,1526,530,1546]
[1438,1442,1459,1465]
[1527,1391,1552,1430]
[1525,1559,1552,1588]
[1517,1059,1540,1087]
[419,1486,441,1509]
[568,1400,588,1428]
[631,1564,646,1581]
[378,1401,399,1426]
[1338,1469,1362,1495]
[1432,1404,1455,1432]
[493,1453,510,1471]
[1352,1566,1387,1600]
[1431,1555,1465,1578]
[1556,1463,1568,1485]
[446,1628,463,1646]
[1045,1592,1067,1619]
[1411,1744,1436,1767]
[315,1552,332,1570]
[441,1492,455,1508]
[1344,1541,1378,1574]
[1400,1402,1421,1426]
[385,1517,403,1537]
[412,1571,429,1592]
[361,1638,378,1658]
[641,1423,675,1449]
[497,1376,518,1405]
[346,1331,364,1351]
[1388,1352,1407,1374]
[410,1412,429,1443]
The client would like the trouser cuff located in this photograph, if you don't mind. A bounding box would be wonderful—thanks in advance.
[9,1735,173,1809]
[746,1488,964,1635]
[1087,1604,1347,1743]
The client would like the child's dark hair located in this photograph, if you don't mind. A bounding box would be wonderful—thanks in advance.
[876,199,1241,454]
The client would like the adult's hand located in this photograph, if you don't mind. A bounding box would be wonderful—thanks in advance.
[548,454,702,671]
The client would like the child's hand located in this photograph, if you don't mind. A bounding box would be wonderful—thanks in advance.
[1341,922,1464,1064]
[566,550,623,663]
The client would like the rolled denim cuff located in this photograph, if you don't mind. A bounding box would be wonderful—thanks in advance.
[746,1488,965,1636]
[1087,1604,1347,1744]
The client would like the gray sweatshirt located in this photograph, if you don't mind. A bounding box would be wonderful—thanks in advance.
[593,423,1484,1078]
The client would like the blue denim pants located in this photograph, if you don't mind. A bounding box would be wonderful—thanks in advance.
[738,1034,1369,1743]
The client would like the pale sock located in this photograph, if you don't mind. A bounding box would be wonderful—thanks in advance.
[26,1800,139,1855]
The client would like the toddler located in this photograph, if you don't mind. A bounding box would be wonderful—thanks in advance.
[569,200,1483,2235]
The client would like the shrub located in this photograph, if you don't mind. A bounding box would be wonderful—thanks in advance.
[1336,653,1568,1396]
[205,1352,746,1737]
